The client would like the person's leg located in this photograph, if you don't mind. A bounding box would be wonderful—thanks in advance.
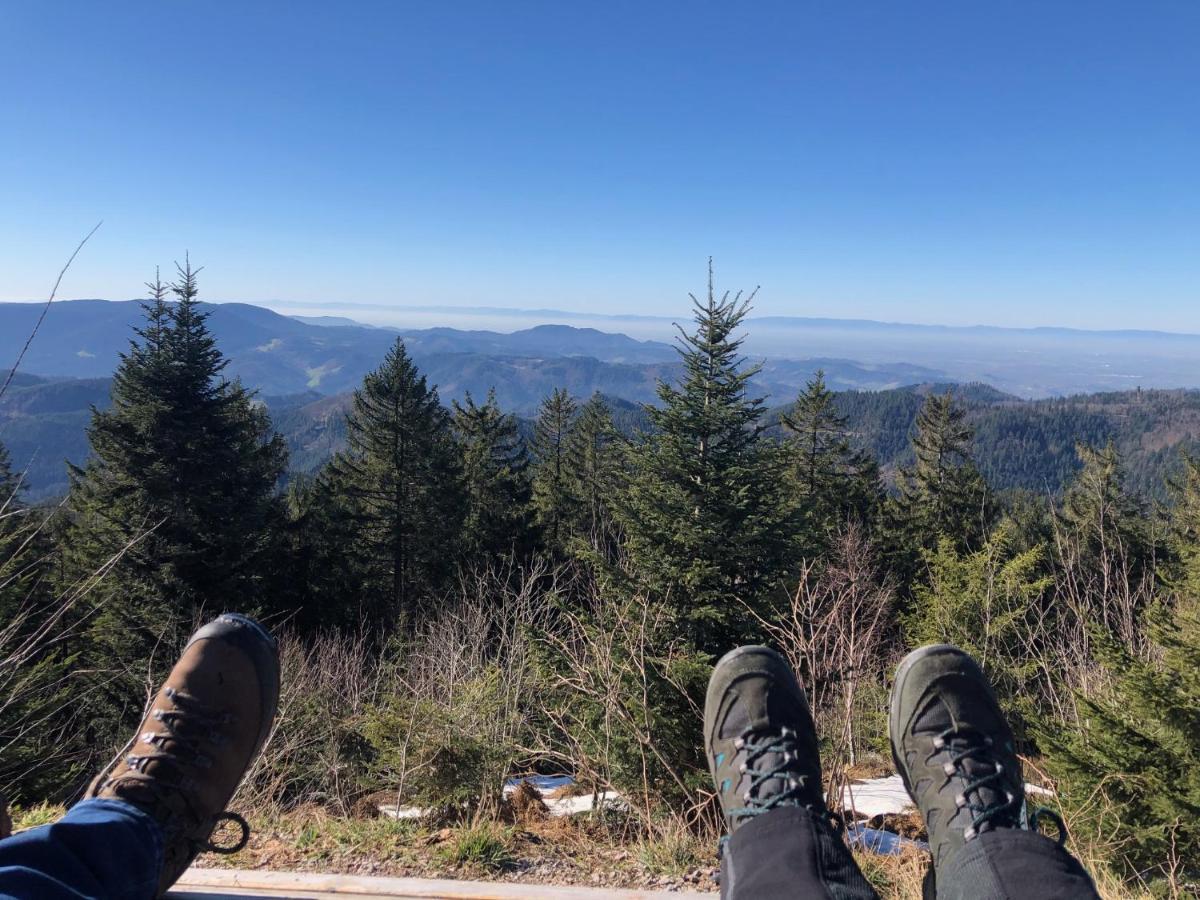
[0,799,162,900]
[889,644,1100,900]
[705,646,879,900]
[933,827,1098,900]
[0,613,279,900]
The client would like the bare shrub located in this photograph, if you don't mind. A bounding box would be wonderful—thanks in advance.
[363,556,555,822]
[1037,509,1161,724]
[748,525,894,818]
[238,629,385,815]
[526,561,713,838]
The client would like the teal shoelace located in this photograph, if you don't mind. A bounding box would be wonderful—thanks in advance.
[933,727,1067,845]
[726,726,811,826]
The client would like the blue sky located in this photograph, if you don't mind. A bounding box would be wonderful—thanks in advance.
[2,2,1197,329]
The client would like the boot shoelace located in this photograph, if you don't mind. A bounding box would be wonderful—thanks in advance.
[931,727,1066,846]
[102,686,251,854]
[726,725,811,826]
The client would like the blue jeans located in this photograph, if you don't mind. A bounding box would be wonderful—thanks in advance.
[0,799,162,900]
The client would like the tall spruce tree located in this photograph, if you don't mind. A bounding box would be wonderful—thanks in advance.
[454,389,532,562]
[0,440,29,611]
[895,391,990,551]
[0,443,19,508]
[63,264,287,674]
[58,263,286,766]
[617,264,792,652]
[1061,442,1154,573]
[1167,453,1200,599]
[782,370,881,551]
[320,339,462,627]
[531,388,579,553]
[565,393,621,554]
[0,438,83,803]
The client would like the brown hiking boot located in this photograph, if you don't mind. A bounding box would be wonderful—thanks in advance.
[83,613,279,896]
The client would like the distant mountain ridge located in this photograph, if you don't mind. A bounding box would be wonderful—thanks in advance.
[0,299,945,402]
[267,302,1200,398]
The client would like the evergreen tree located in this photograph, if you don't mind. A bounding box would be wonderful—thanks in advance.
[1061,442,1154,575]
[62,263,287,733]
[530,388,579,553]
[0,443,19,510]
[0,439,82,802]
[617,263,792,652]
[1046,602,1200,882]
[0,441,28,606]
[1055,442,1159,641]
[453,389,532,562]
[1167,453,1200,599]
[0,458,82,801]
[321,339,462,627]
[0,442,27,579]
[905,521,1051,734]
[565,393,621,555]
[782,370,881,551]
[895,391,991,551]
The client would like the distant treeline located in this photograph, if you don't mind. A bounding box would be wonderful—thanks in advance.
[7,367,1199,503]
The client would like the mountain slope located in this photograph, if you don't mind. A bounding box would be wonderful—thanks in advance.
[0,300,678,395]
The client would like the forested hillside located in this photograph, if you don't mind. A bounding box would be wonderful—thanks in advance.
[3,269,1197,894]
[6,367,1200,502]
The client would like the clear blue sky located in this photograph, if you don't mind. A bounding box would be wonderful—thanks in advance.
[2,2,1197,329]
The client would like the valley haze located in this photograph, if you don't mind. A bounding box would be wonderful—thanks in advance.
[2,297,1197,400]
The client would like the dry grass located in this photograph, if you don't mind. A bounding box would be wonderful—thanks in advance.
[854,848,928,899]
[7,802,1156,898]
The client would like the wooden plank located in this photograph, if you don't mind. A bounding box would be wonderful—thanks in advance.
[170,869,717,900]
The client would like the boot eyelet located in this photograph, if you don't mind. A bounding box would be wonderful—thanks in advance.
[943,762,956,775]
[964,826,978,841]
[955,793,966,808]
[932,736,946,750]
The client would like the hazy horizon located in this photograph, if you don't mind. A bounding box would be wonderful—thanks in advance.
[5,295,1200,341]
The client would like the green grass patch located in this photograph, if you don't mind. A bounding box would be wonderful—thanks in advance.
[11,803,65,831]
[636,828,707,875]
[437,825,515,871]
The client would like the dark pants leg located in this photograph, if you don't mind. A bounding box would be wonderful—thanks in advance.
[0,799,163,900]
[721,806,879,900]
[933,829,1101,900]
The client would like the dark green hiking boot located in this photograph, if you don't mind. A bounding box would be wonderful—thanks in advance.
[704,646,825,835]
[889,644,1029,871]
